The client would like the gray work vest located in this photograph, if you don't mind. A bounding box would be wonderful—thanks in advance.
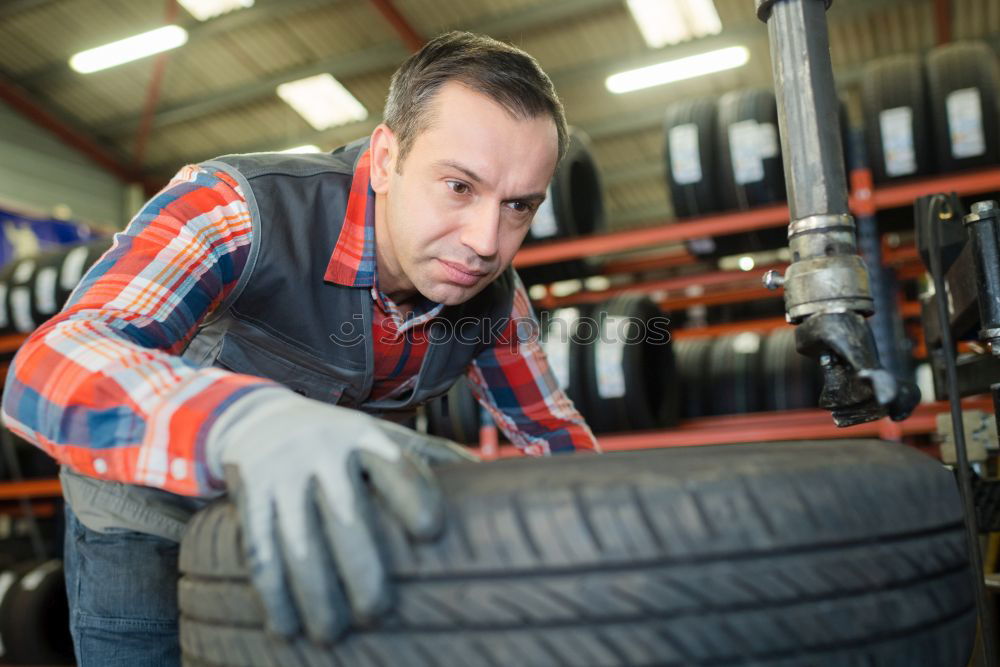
[62,138,517,541]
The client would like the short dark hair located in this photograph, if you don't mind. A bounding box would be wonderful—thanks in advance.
[384,31,568,167]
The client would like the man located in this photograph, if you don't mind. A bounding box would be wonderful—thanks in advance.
[1,31,597,665]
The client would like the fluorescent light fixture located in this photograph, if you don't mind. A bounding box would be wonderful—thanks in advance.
[276,74,368,131]
[178,0,254,21]
[69,25,188,73]
[279,144,322,154]
[626,0,722,48]
[606,45,749,94]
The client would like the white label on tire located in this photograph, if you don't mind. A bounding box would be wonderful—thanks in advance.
[596,316,627,399]
[34,266,58,314]
[542,308,579,390]
[733,331,762,355]
[946,88,986,159]
[19,560,59,591]
[12,259,34,285]
[879,106,917,176]
[687,236,716,254]
[729,120,766,184]
[60,245,90,291]
[10,287,34,332]
[0,570,12,656]
[757,123,780,159]
[669,123,702,185]
[529,185,558,239]
[0,283,8,329]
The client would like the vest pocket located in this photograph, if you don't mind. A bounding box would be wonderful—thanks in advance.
[215,328,350,404]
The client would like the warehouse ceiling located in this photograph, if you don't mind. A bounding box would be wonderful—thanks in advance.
[0,0,998,229]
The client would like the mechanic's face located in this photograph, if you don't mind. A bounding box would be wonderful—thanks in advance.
[370,81,559,306]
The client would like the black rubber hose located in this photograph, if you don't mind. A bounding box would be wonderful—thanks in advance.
[928,194,997,667]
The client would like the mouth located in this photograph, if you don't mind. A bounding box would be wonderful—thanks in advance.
[437,259,489,287]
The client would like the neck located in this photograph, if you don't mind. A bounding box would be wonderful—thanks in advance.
[373,191,419,305]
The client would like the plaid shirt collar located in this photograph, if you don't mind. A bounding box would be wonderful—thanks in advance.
[323,147,443,328]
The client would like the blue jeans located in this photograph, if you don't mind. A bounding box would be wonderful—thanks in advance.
[63,504,182,666]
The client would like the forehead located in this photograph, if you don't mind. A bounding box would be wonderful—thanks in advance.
[406,81,559,183]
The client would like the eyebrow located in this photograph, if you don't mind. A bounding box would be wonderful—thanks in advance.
[435,159,547,203]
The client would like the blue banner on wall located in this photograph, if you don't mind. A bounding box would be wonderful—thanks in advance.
[0,208,104,268]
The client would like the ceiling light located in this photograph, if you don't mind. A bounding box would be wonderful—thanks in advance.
[279,145,322,154]
[69,25,188,74]
[178,0,254,21]
[606,45,749,94]
[627,0,722,48]
[738,256,755,271]
[276,74,368,131]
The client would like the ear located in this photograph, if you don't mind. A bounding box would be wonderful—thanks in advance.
[369,124,397,195]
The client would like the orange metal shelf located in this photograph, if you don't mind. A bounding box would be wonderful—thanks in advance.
[475,398,993,460]
[0,478,61,500]
[514,167,1000,269]
[673,317,790,340]
[869,166,1000,211]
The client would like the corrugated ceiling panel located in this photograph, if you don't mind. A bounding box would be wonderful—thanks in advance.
[392,0,547,36]
[337,70,395,119]
[281,2,393,58]
[514,5,643,74]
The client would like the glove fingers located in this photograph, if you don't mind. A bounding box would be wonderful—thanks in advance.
[313,467,392,624]
[274,481,352,643]
[357,448,445,541]
[375,421,480,465]
[224,464,302,638]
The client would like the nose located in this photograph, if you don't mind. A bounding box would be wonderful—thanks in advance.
[459,203,500,259]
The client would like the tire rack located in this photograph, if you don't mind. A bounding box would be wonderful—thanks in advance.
[481,164,1000,459]
[0,167,997,500]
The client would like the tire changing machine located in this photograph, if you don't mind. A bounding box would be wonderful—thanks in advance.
[755,0,997,663]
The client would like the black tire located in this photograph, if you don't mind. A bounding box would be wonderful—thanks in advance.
[539,305,592,420]
[178,439,975,667]
[710,89,787,257]
[577,294,677,433]
[861,54,935,183]
[673,337,714,419]
[760,327,822,411]
[664,97,719,219]
[0,238,112,335]
[425,376,481,445]
[518,129,606,286]
[0,559,73,665]
[707,332,764,415]
[926,40,1000,174]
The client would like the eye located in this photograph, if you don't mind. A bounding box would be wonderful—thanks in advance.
[506,200,536,214]
[447,180,470,195]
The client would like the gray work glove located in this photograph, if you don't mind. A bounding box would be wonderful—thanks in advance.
[206,387,474,643]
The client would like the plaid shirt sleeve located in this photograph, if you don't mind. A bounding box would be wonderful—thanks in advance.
[467,273,599,455]
[0,165,278,496]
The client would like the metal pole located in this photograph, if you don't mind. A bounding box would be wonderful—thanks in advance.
[759,0,847,220]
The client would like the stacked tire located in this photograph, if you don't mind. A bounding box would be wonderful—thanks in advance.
[0,559,73,665]
[861,40,1000,184]
[665,89,789,259]
[0,238,112,336]
[673,327,823,419]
